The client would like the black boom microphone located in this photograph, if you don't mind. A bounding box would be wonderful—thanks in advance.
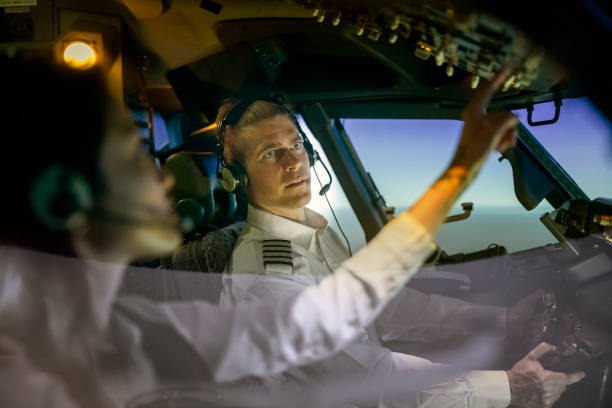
[313,151,332,196]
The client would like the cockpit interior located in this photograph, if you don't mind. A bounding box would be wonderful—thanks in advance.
[1,0,611,407]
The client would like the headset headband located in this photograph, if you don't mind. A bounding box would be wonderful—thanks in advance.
[216,96,312,165]
[218,97,271,163]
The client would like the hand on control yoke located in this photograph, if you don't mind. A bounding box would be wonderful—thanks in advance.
[506,289,548,347]
[506,342,585,408]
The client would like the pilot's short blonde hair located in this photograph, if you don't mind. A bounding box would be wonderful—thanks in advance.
[215,98,290,163]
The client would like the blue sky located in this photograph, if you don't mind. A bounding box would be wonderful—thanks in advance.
[304,97,612,252]
[318,97,612,211]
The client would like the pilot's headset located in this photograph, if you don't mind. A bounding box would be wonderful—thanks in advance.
[29,164,94,230]
[29,164,176,231]
[216,97,317,195]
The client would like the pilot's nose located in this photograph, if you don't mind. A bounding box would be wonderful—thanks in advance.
[283,149,303,172]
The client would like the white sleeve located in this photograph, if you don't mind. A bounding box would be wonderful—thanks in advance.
[0,350,79,408]
[156,213,435,382]
[389,353,510,408]
[374,287,507,344]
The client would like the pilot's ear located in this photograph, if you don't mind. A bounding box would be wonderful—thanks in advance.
[30,165,93,230]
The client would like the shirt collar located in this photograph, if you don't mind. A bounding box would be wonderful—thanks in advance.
[246,204,328,250]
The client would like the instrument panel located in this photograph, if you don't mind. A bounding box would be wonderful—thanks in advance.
[292,0,544,91]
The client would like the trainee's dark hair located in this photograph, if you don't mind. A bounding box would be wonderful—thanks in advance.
[0,54,110,256]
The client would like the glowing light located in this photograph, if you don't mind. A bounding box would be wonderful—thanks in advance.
[190,122,218,136]
[63,41,97,69]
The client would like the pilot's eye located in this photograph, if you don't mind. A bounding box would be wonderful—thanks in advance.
[263,150,276,159]
[292,141,303,150]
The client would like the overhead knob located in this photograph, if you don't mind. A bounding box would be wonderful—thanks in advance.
[471,75,480,89]
[390,16,400,31]
[446,63,454,77]
[332,12,342,26]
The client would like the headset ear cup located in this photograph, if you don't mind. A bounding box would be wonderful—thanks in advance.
[217,161,248,195]
[30,165,93,230]
[175,198,206,234]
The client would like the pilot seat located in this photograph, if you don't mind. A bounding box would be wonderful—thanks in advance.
[165,150,246,274]
[120,130,246,304]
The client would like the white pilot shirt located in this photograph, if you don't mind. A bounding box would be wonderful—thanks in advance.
[0,209,434,408]
[221,205,511,408]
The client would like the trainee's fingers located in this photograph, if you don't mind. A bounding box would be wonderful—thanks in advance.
[485,111,519,149]
[566,371,586,385]
[543,388,565,399]
[485,111,518,133]
[527,342,555,360]
[462,66,511,121]
[495,127,518,154]
[546,371,585,386]
[543,385,566,396]
[545,373,570,386]
[544,373,572,387]
[542,392,563,408]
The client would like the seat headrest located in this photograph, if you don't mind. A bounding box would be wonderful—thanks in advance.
[164,152,237,235]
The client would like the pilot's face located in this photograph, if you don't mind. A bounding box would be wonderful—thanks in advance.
[241,115,311,217]
[91,106,182,261]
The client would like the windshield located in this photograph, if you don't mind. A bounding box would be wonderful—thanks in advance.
[342,97,611,254]
[513,97,612,200]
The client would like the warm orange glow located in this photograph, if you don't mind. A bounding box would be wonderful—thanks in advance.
[190,122,218,136]
[63,41,97,69]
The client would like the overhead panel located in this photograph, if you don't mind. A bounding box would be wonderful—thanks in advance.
[0,0,53,43]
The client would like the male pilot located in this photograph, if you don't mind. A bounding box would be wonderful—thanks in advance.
[218,71,584,408]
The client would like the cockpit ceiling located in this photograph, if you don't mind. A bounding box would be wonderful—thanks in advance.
[114,0,608,119]
[203,18,567,101]
[121,0,312,71]
[165,2,575,120]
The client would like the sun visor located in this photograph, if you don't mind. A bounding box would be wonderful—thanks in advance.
[117,0,170,20]
[167,23,400,119]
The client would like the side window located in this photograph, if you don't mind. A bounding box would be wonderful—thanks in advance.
[512,97,612,200]
[298,117,367,253]
[130,109,170,153]
[344,118,557,254]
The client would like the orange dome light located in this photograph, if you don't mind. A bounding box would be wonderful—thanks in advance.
[63,41,97,69]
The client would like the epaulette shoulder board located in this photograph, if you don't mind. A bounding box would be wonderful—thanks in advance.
[262,239,293,267]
